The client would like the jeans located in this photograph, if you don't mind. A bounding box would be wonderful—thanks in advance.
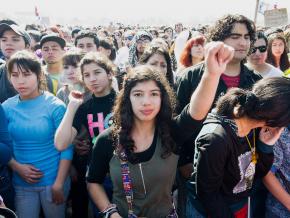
[15,178,70,218]
[185,196,206,218]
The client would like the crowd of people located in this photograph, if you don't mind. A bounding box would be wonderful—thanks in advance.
[0,13,290,218]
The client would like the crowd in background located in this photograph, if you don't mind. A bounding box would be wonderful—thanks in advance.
[0,14,290,218]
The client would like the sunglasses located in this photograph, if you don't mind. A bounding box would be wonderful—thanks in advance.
[125,35,134,41]
[251,45,267,54]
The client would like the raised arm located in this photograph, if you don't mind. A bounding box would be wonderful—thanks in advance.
[54,91,83,150]
[189,42,234,120]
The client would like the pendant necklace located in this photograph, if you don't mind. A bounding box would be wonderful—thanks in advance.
[244,129,258,189]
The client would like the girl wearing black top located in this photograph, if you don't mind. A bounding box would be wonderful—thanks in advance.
[188,77,290,218]
[83,42,234,218]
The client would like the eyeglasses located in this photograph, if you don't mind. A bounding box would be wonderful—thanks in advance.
[251,45,267,54]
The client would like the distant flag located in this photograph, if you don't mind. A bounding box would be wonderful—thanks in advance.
[258,1,270,15]
[35,6,39,17]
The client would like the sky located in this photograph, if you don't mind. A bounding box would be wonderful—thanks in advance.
[0,0,289,26]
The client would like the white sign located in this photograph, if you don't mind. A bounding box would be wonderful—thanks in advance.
[264,8,288,27]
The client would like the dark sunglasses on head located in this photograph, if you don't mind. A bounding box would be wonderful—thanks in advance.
[251,45,267,54]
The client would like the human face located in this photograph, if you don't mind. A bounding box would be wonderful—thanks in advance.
[136,37,150,54]
[41,41,64,64]
[82,63,112,97]
[149,31,158,39]
[98,46,111,59]
[63,65,80,84]
[130,80,161,123]
[10,64,40,100]
[248,38,267,65]
[0,30,26,59]
[175,23,183,34]
[76,37,97,54]
[165,29,173,39]
[191,44,204,60]
[223,23,251,62]
[124,34,134,47]
[63,32,72,43]
[146,53,167,76]
[271,39,285,58]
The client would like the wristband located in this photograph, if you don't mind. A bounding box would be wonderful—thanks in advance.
[100,204,118,218]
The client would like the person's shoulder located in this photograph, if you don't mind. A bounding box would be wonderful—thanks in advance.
[43,91,66,108]
[2,95,19,108]
[242,64,262,79]
[183,62,205,76]
[93,128,114,149]
[268,64,283,76]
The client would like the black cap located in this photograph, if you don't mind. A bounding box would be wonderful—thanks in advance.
[0,23,31,45]
[40,33,66,49]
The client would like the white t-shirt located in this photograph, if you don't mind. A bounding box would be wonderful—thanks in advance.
[246,63,283,78]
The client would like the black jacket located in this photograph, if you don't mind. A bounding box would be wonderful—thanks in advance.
[0,65,17,103]
[176,62,262,113]
[176,62,262,167]
[188,112,273,218]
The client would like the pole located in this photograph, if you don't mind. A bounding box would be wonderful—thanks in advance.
[254,0,260,25]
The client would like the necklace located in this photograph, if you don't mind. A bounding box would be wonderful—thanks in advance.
[245,129,258,164]
[244,129,258,189]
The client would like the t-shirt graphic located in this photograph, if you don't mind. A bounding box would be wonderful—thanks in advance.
[233,151,255,194]
[87,112,113,144]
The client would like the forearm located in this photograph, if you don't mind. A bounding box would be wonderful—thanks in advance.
[8,158,20,172]
[189,71,220,120]
[87,182,111,211]
[54,159,71,186]
[54,103,78,151]
[263,171,290,210]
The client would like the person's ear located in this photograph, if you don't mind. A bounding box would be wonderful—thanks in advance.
[233,104,243,118]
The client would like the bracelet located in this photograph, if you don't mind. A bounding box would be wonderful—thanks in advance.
[100,204,118,218]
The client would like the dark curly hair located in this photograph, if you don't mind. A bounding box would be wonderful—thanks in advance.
[208,14,256,45]
[112,65,177,160]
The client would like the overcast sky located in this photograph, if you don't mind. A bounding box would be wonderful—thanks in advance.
[1,0,289,26]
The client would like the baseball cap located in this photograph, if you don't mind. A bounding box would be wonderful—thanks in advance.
[40,33,66,49]
[0,23,31,45]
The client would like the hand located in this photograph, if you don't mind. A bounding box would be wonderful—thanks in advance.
[204,41,234,77]
[51,182,65,205]
[68,91,84,109]
[16,164,43,184]
[73,138,90,156]
[259,127,284,145]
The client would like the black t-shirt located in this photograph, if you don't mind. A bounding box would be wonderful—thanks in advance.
[0,65,17,103]
[72,90,116,144]
[87,104,203,183]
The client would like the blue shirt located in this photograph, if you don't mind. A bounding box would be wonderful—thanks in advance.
[2,92,73,187]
